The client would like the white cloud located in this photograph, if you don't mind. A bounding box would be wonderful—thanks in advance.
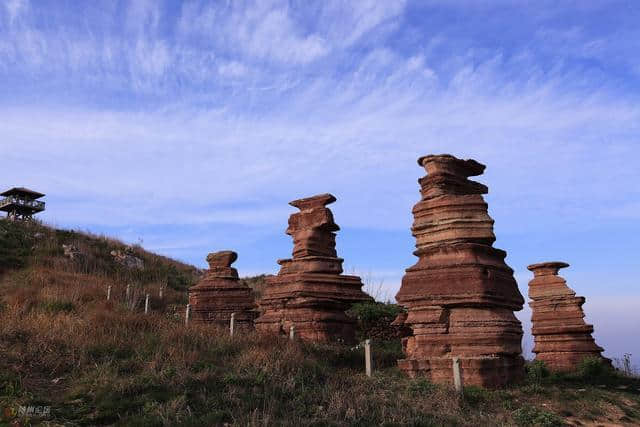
[177,0,330,65]
[323,0,407,47]
[3,0,28,25]
[1,46,638,235]
[218,60,248,78]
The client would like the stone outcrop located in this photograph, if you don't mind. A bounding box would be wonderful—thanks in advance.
[393,154,525,388]
[255,194,373,343]
[188,251,257,328]
[110,246,144,270]
[528,262,610,371]
[62,244,81,260]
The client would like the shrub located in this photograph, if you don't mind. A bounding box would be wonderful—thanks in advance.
[525,360,550,384]
[462,386,491,408]
[348,301,405,341]
[409,379,437,396]
[576,356,615,383]
[348,301,404,325]
[0,219,35,271]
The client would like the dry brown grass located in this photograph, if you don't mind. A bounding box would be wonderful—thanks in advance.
[1,220,639,426]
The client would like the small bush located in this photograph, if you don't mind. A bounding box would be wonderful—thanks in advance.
[40,300,75,313]
[525,360,550,384]
[409,379,437,396]
[513,406,563,426]
[0,219,35,271]
[348,301,405,341]
[463,386,491,408]
[576,356,615,383]
[0,371,24,397]
[348,301,404,325]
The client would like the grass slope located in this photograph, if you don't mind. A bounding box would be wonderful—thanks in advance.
[1,219,639,426]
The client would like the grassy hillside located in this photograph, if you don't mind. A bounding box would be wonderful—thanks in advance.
[1,219,639,426]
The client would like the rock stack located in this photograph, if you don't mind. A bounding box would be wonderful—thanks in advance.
[394,154,525,388]
[528,262,610,371]
[255,194,373,343]
[188,251,257,328]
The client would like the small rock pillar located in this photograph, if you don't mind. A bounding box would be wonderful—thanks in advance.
[255,193,373,343]
[188,251,257,328]
[528,261,611,371]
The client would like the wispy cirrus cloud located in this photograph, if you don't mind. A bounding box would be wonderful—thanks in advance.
[0,0,638,261]
[2,0,639,364]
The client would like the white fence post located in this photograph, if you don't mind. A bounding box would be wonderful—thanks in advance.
[125,284,131,301]
[107,286,111,301]
[289,325,295,340]
[159,285,164,299]
[230,312,236,336]
[185,304,191,326]
[364,339,372,377]
[144,294,150,314]
[453,357,463,395]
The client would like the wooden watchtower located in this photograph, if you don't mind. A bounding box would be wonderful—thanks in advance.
[0,187,46,220]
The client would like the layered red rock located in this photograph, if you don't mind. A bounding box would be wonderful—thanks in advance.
[255,194,373,343]
[394,154,525,388]
[188,251,257,328]
[528,262,611,371]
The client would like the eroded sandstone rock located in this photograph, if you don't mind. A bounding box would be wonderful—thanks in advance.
[528,261,611,371]
[255,194,373,343]
[394,154,525,388]
[188,250,257,328]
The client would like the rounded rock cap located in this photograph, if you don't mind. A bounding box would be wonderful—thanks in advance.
[417,154,486,177]
[527,261,569,276]
[289,193,336,210]
[206,250,238,268]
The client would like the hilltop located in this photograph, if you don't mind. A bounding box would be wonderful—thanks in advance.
[1,219,639,426]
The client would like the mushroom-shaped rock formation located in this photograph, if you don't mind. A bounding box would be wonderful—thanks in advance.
[528,261,611,371]
[393,154,525,388]
[255,194,373,343]
[188,250,257,328]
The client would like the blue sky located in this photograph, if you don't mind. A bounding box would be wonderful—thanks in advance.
[1,0,639,365]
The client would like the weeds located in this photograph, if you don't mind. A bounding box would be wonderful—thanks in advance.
[513,405,564,426]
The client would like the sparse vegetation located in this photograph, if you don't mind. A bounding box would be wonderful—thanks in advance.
[512,405,563,427]
[1,219,639,425]
[240,274,269,299]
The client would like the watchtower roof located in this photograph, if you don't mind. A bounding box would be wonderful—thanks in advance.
[1,187,45,198]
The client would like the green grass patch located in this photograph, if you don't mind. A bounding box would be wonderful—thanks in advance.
[40,300,75,313]
[513,405,563,426]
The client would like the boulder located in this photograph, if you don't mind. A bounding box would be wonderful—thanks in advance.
[110,247,144,270]
[62,244,81,260]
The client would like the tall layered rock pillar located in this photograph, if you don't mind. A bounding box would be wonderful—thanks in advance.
[255,194,373,343]
[394,154,525,388]
[528,262,611,371]
[188,251,257,328]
